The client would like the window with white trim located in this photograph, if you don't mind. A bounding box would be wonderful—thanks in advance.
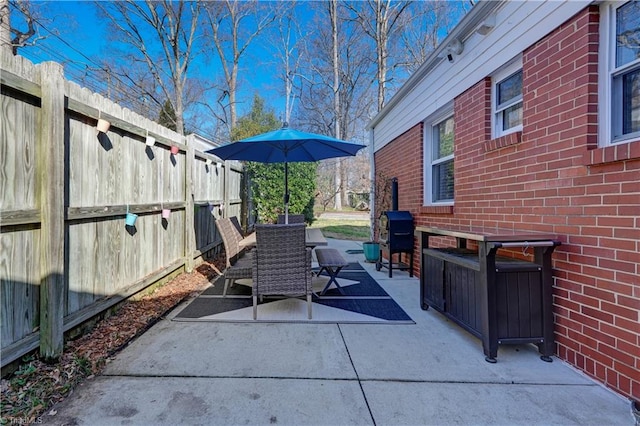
[424,111,454,205]
[492,59,523,138]
[600,1,640,145]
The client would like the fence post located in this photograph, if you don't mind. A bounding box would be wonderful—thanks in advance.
[39,62,65,361]
[184,137,195,272]
[223,160,230,219]
[240,169,248,233]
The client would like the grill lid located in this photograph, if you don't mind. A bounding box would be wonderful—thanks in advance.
[382,210,413,221]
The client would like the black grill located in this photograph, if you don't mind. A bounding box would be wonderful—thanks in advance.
[376,210,414,277]
[379,211,414,250]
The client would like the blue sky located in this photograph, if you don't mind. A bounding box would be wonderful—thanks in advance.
[19,1,290,120]
[14,1,470,138]
[21,2,106,66]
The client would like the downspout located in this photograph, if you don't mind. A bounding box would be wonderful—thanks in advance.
[369,127,375,242]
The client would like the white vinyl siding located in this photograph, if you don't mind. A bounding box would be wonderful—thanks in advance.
[371,0,590,153]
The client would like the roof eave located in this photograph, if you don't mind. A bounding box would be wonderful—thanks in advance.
[367,0,506,131]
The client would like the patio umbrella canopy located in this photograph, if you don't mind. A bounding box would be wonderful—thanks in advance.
[207,125,365,222]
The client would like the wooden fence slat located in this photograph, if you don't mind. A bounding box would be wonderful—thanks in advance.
[185,140,195,272]
[66,202,185,220]
[0,89,39,211]
[38,61,65,361]
[1,234,17,344]
[0,69,41,98]
[1,54,246,367]
[0,209,40,226]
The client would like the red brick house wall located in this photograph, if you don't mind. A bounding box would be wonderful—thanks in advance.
[374,125,423,269]
[374,6,640,399]
[374,125,424,221]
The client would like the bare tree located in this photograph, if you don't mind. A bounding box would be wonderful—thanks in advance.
[397,1,473,73]
[96,0,201,135]
[203,0,277,132]
[345,0,412,112]
[1,0,44,55]
[297,1,374,210]
[0,0,10,52]
[329,0,344,210]
[315,160,341,211]
[266,1,302,124]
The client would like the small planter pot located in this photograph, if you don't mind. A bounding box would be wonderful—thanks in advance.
[125,212,138,227]
[96,118,111,133]
[362,242,380,263]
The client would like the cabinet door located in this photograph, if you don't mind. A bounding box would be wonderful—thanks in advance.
[445,263,482,335]
[422,254,445,311]
[495,270,544,339]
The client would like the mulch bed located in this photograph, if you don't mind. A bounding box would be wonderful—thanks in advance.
[1,257,223,424]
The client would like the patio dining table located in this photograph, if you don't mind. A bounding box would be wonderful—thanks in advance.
[240,227,328,249]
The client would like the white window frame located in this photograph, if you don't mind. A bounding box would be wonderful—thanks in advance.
[423,105,455,206]
[599,1,640,147]
[492,57,523,138]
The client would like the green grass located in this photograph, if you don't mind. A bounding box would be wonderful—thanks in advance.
[310,218,371,241]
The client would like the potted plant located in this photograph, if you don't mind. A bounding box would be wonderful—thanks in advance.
[362,241,379,262]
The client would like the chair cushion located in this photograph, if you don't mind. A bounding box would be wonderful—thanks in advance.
[225,254,253,279]
[315,248,349,268]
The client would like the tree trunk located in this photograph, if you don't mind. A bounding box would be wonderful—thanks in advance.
[334,159,342,210]
[330,0,343,210]
[376,0,387,112]
[0,0,10,54]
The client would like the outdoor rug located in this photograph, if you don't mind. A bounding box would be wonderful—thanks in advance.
[172,263,414,324]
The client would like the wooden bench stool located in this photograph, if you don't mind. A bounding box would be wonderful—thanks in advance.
[315,248,349,295]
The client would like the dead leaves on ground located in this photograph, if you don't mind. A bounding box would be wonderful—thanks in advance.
[1,257,223,423]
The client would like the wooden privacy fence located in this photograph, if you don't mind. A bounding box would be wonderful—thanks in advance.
[0,52,246,366]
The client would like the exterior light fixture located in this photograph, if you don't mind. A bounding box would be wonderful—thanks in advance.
[476,15,496,36]
[443,39,464,63]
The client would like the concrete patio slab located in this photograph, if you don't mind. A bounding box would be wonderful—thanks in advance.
[42,238,633,425]
[363,381,631,426]
[103,322,357,380]
[340,322,591,385]
[49,376,372,426]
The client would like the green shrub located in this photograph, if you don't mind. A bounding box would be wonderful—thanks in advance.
[247,161,316,224]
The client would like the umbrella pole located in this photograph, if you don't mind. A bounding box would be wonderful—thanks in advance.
[284,162,289,224]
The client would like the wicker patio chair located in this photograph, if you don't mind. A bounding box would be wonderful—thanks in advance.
[252,223,313,320]
[230,216,245,236]
[215,218,253,296]
[277,214,305,224]
[229,216,255,249]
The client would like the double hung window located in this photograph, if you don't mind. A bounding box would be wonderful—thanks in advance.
[424,113,454,204]
[493,60,523,138]
[600,1,640,145]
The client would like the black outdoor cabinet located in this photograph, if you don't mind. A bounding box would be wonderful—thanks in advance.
[417,226,560,363]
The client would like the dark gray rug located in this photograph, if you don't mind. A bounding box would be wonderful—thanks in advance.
[172,263,414,324]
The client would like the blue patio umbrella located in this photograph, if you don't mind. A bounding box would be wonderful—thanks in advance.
[207,125,365,222]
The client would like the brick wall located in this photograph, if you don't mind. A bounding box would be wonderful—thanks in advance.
[528,6,640,401]
[374,6,640,400]
[374,125,424,219]
[374,124,423,266]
